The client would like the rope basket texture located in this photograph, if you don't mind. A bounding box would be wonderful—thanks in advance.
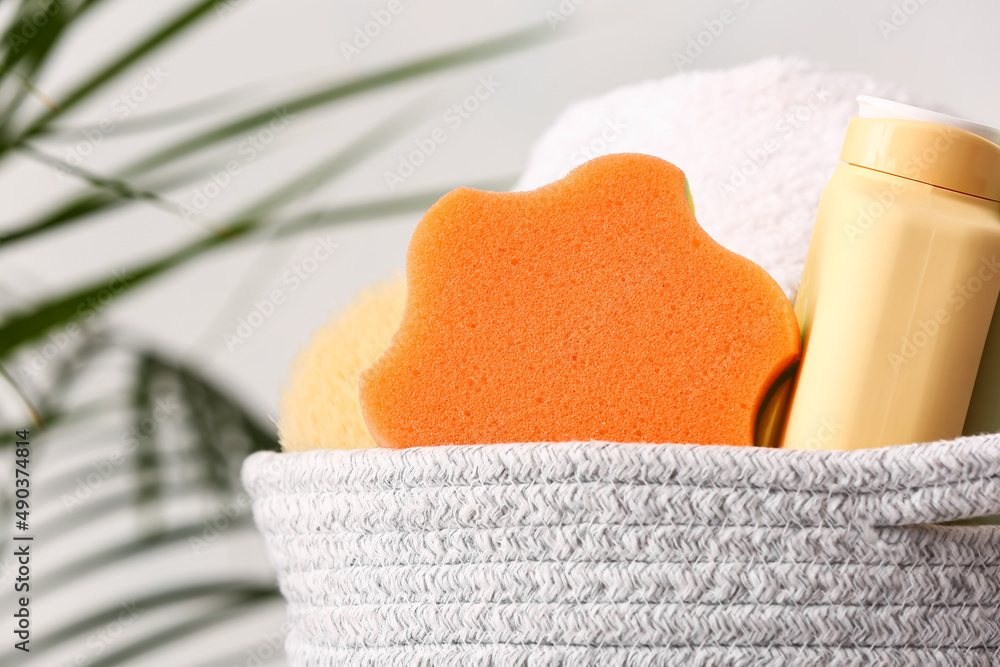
[242,437,1000,666]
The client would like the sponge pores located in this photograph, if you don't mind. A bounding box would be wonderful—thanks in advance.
[359,153,800,448]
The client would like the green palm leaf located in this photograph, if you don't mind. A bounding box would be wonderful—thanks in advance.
[0,23,548,246]
[17,0,222,135]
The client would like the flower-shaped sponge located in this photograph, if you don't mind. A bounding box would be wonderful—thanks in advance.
[360,153,800,448]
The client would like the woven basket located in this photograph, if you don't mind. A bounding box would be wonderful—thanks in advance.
[243,437,1000,666]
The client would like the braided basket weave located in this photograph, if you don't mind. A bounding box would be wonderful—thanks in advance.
[243,436,1000,666]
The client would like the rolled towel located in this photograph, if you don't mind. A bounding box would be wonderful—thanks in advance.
[517,56,928,300]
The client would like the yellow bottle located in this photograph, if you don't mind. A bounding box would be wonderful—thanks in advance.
[779,97,1000,451]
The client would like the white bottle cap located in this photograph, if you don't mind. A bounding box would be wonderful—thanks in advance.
[857,95,1000,147]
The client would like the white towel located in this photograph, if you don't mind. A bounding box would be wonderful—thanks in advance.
[515,56,930,301]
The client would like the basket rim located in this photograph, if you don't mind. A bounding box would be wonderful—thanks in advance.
[243,437,1000,527]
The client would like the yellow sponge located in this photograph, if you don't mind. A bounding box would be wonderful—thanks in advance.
[278,275,406,451]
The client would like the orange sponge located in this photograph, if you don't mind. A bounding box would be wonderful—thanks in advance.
[359,153,800,448]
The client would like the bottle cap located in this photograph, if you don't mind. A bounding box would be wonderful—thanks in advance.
[841,97,1000,201]
[858,95,1000,147]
